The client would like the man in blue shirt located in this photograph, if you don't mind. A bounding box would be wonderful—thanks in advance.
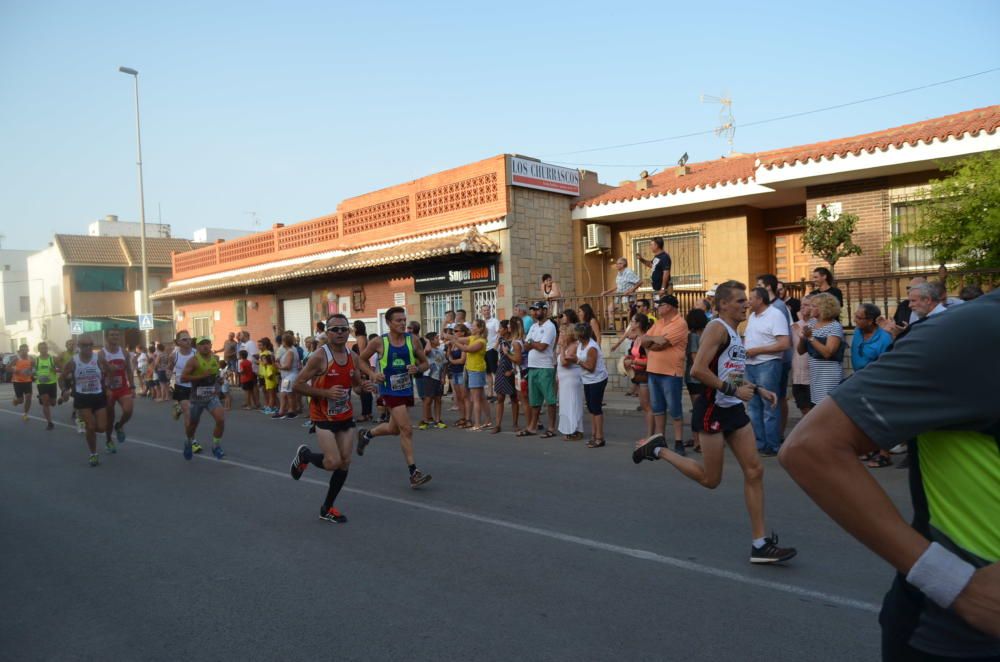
[851,304,892,372]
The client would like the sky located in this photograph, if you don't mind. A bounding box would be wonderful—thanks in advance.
[1,0,998,251]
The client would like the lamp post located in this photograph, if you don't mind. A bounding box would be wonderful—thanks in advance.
[118,65,150,345]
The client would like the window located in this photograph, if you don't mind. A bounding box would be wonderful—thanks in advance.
[20,296,29,313]
[192,315,212,341]
[473,289,496,317]
[890,202,935,271]
[421,291,464,333]
[235,299,247,326]
[73,267,126,292]
[631,232,702,288]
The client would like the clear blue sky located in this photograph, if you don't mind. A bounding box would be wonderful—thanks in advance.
[2,0,998,251]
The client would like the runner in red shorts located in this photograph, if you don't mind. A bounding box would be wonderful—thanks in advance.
[100,329,134,453]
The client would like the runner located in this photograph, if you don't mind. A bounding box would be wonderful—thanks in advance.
[290,314,377,522]
[8,344,34,422]
[179,336,226,461]
[632,280,798,564]
[56,339,84,433]
[168,330,201,454]
[101,329,134,451]
[355,306,432,488]
[59,338,111,467]
[34,342,59,430]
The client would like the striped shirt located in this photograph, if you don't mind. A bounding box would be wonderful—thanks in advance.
[808,320,844,405]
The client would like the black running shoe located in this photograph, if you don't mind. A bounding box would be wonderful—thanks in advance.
[290,444,309,481]
[319,507,347,524]
[409,469,432,488]
[750,532,797,564]
[673,440,687,457]
[632,434,668,464]
[356,428,372,456]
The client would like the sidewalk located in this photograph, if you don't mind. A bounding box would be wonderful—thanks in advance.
[601,383,805,428]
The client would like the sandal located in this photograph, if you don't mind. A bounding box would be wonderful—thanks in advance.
[515,429,536,437]
[540,430,556,439]
[859,451,878,461]
[867,454,892,469]
[563,432,583,441]
[586,439,606,448]
[489,426,501,434]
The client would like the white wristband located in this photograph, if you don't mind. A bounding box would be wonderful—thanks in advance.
[905,542,976,609]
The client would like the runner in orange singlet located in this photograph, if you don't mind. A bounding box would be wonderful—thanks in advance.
[8,344,35,422]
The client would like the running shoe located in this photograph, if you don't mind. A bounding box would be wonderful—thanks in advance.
[22,414,29,422]
[212,444,225,460]
[418,421,430,430]
[105,438,117,454]
[46,422,54,431]
[673,440,687,457]
[284,412,298,420]
[115,424,126,445]
[270,412,283,419]
[356,428,372,456]
[301,419,313,428]
[319,507,347,524]
[172,402,182,420]
[290,444,309,480]
[76,419,85,434]
[434,421,448,429]
[183,440,193,461]
[88,453,100,467]
[191,441,203,454]
[750,532,797,564]
[632,434,668,464]
[409,470,432,488]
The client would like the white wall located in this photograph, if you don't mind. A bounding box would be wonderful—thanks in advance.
[88,219,171,238]
[0,249,32,327]
[192,227,253,243]
[26,245,68,348]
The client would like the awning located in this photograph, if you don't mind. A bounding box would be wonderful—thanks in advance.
[152,227,501,300]
[71,317,172,332]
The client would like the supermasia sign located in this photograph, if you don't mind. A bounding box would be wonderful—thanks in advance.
[507,157,580,196]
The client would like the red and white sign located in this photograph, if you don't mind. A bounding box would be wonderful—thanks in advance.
[508,157,580,196]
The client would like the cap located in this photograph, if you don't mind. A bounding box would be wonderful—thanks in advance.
[196,336,212,345]
[655,295,679,308]
[706,288,717,297]
[529,301,549,310]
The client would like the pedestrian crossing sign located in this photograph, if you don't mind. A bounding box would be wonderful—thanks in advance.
[139,314,154,331]
[70,320,85,336]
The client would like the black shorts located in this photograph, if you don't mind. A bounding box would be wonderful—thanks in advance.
[13,382,32,398]
[37,383,58,402]
[241,381,255,392]
[792,384,811,410]
[583,379,608,415]
[74,392,107,412]
[631,371,648,385]
[156,370,169,384]
[691,396,750,436]
[173,385,191,402]
[313,419,356,432]
[485,349,499,374]
[686,382,705,399]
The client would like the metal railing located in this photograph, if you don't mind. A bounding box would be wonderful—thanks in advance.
[519,289,710,334]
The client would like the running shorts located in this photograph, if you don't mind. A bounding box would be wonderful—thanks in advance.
[74,392,107,412]
[173,385,191,401]
[691,396,750,436]
[36,383,58,402]
[189,397,222,423]
[313,419,356,433]
[13,382,33,398]
[377,395,414,409]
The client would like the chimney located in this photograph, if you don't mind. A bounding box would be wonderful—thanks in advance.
[105,214,119,222]
[635,177,653,191]
[675,166,690,177]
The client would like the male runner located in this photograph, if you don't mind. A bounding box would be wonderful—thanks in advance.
[8,344,34,422]
[179,337,226,460]
[34,342,59,430]
[355,306,432,488]
[60,338,111,467]
[169,330,201,454]
[101,329,134,451]
[290,314,377,522]
[56,339,84,433]
[633,280,797,564]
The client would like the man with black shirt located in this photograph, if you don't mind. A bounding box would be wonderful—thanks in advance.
[809,267,843,306]
[638,237,671,296]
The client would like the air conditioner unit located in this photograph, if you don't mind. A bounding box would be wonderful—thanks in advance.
[585,223,611,253]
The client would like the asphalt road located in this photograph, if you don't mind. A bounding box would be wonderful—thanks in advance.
[0,385,912,661]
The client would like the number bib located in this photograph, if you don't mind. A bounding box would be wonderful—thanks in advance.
[194,385,217,400]
[389,372,412,392]
[326,393,351,417]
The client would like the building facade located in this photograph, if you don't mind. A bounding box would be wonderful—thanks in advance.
[0,249,33,351]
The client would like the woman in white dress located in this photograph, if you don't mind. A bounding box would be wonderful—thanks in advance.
[556,315,584,441]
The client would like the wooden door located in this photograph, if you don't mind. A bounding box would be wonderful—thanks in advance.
[772,231,813,285]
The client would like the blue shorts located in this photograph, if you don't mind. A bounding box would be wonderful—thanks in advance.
[466,370,486,389]
[648,373,683,420]
[450,371,465,387]
[189,397,222,423]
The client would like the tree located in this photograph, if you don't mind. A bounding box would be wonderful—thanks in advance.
[892,152,1000,270]
[797,205,863,268]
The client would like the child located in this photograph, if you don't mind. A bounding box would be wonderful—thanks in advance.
[259,353,279,414]
[418,332,448,430]
[218,357,232,410]
[238,350,258,410]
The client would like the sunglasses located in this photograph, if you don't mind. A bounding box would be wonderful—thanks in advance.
[328,326,350,333]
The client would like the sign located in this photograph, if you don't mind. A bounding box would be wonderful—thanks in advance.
[138,314,154,331]
[508,156,580,196]
[414,262,498,292]
[70,320,85,336]
[393,292,406,306]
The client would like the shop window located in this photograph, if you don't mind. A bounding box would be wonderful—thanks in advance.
[422,292,464,333]
[74,267,126,292]
[235,299,247,326]
[631,232,702,288]
[192,315,212,341]
[473,289,496,317]
[890,202,936,272]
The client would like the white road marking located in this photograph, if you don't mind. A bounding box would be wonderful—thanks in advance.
[1,407,880,613]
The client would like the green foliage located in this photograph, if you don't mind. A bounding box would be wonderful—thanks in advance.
[893,152,1000,269]
[797,205,863,268]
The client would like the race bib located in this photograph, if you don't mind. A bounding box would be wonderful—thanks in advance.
[195,385,216,399]
[110,375,124,390]
[281,378,291,391]
[326,393,351,417]
[389,372,412,392]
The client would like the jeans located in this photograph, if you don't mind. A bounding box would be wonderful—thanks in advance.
[648,373,683,420]
[746,360,783,453]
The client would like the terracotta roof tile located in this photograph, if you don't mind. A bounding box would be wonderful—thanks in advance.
[119,237,209,266]
[54,235,208,266]
[758,105,1000,169]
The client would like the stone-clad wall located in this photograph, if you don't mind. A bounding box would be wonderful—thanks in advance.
[507,187,577,305]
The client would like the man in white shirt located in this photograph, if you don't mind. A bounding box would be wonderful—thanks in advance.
[744,287,790,456]
[522,301,557,437]
[481,304,501,401]
[602,257,641,331]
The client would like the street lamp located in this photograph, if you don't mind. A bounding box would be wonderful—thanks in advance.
[118,65,150,344]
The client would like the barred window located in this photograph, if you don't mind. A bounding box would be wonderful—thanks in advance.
[890,202,935,271]
[631,232,702,287]
[421,291,464,333]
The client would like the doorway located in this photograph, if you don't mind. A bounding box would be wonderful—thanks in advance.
[771,231,814,286]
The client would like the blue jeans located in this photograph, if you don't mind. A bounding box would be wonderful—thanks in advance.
[746,360,782,453]
[648,373,683,420]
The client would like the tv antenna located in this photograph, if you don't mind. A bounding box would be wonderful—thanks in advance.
[244,211,261,228]
[700,93,735,153]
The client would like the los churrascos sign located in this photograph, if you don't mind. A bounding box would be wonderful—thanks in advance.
[507,157,581,196]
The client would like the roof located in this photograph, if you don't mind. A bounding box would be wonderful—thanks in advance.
[575,104,1000,208]
[152,228,500,300]
[54,235,208,267]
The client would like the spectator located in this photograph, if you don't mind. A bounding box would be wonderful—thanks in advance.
[578,303,601,342]
[637,237,671,296]
[481,304,500,402]
[447,324,470,428]
[574,322,609,448]
[522,301,558,438]
[617,314,653,443]
[850,303,894,469]
[221,332,238,384]
[893,276,926,326]
[602,257,641,331]
[641,295,689,455]
[744,286,791,456]
[276,331,300,419]
[556,317,584,441]
[694,298,714,321]
[493,318,524,434]
[683,308,708,453]
[351,320,372,422]
[777,280,801,322]
[882,281,947,342]
[540,274,562,316]
[515,302,533,333]
[757,274,795,438]
[443,309,456,331]
[789,295,813,417]
[455,309,468,327]
[446,319,490,430]
[418,332,447,431]
[810,267,843,306]
[959,284,984,302]
[636,299,656,323]
[796,292,844,407]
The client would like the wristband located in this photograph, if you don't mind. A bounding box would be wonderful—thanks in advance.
[906,542,975,609]
[720,382,736,397]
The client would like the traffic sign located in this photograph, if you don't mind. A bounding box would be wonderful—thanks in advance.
[70,320,85,336]
[139,314,154,331]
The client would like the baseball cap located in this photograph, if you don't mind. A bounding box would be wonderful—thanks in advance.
[706,287,717,297]
[196,336,212,345]
[529,301,549,310]
[655,295,679,308]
